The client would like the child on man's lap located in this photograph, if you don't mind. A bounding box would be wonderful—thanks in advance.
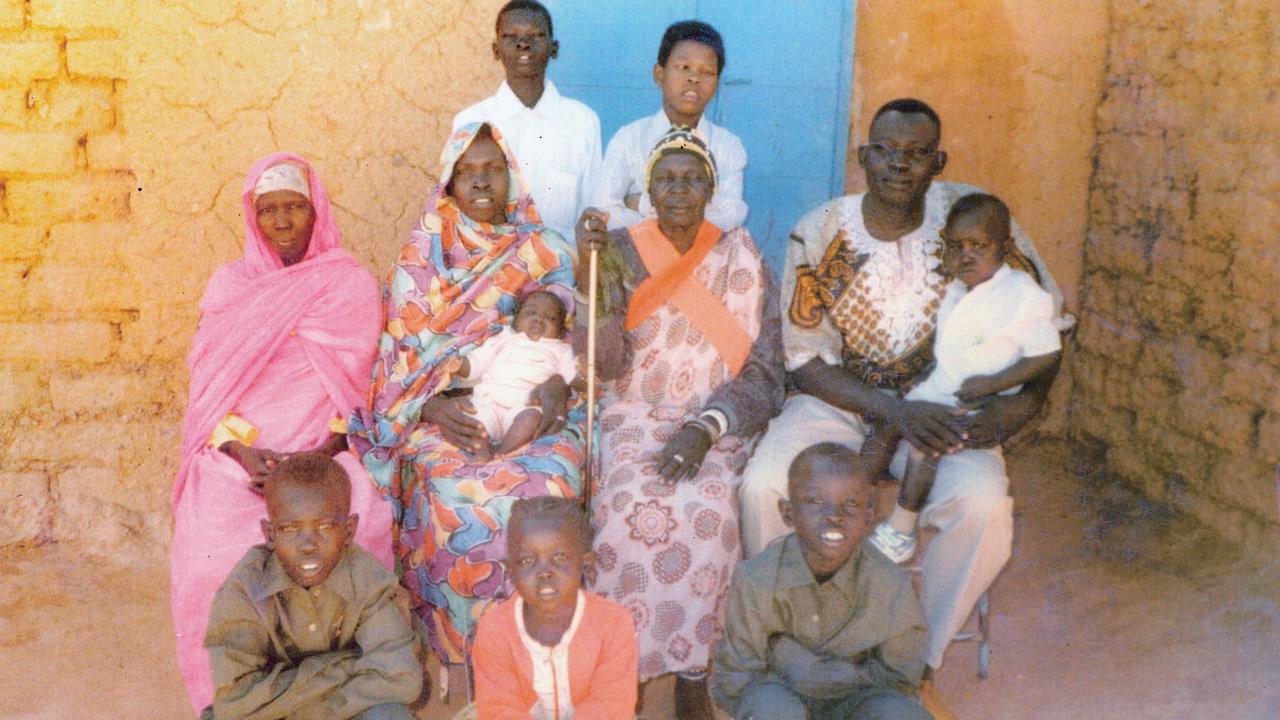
[864,193,1062,564]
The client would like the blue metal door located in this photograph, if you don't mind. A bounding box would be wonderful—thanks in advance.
[547,0,856,270]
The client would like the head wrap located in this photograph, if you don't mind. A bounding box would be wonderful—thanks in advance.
[644,125,718,197]
[252,161,311,200]
[435,122,529,227]
[233,153,338,275]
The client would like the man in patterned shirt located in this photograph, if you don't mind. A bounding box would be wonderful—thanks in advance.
[737,98,1070,675]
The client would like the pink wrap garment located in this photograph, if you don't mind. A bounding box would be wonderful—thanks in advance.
[169,153,394,714]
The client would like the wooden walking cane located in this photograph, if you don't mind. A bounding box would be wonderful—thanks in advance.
[582,242,599,514]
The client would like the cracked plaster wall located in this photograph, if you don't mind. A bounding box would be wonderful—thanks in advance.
[1069,0,1280,552]
[0,0,504,560]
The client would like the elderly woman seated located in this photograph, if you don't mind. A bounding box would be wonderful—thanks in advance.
[347,122,584,672]
[575,127,784,719]
[170,154,394,715]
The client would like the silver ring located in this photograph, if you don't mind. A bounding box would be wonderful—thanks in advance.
[556,415,566,422]
[672,454,685,464]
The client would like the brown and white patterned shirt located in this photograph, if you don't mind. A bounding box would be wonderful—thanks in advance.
[782,181,1068,391]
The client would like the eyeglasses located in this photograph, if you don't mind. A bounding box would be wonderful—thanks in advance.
[861,141,939,165]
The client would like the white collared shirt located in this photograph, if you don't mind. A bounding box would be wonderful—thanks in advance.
[454,80,603,242]
[514,591,585,720]
[594,107,749,231]
[906,264,1061,406]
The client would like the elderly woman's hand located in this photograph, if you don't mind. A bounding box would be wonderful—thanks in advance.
[575,208,610,265]
[425,395,489,452]
[656,425,713,484]
[528,374,571,438]
[221,441,286,493]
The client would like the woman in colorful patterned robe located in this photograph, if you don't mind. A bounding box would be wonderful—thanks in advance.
[575,127,784,719]
[348,123,583,667]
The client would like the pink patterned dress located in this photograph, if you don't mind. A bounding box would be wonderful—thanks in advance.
[587,225,784,680]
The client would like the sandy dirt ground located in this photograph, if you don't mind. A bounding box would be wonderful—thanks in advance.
[1,439,1277,719]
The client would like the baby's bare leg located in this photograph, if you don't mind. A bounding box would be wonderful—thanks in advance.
[869,426,933,562]
[861,419,901,479]
[495,408,543,455]
[898,445,939,512]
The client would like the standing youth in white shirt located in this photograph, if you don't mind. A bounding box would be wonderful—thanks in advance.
[590,20,748,232]
[454,0,602,243]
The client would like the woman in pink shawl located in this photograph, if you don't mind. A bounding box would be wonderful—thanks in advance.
[169,153,395,715]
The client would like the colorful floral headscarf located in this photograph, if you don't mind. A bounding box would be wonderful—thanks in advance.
[348,123,577,500]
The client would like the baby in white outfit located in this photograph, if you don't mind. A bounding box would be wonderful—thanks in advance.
[865,193,1063,563]
[458,291,578,461]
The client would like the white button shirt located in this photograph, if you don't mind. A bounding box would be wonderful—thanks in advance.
[594,108,749,231]
[454,80,603,243]
[906,264,1062,407]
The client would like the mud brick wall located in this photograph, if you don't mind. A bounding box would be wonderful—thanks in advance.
[1069,0,1279,551]
[0,0,503,561]
[2,0,1274,562]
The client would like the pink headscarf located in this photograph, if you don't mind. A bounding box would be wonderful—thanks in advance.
[172,153,379,506]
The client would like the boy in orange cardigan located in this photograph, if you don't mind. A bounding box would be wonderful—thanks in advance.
[472,496,639,719]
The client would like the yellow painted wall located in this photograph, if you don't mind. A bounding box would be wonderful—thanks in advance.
[0,0,505,559]
[2,0,1270,559]
[846,0,1109,433]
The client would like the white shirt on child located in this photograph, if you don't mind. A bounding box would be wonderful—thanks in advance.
[594,107,748,231]
[906,264,1061,407]
[454,80,603,244]
[514,591,585,720]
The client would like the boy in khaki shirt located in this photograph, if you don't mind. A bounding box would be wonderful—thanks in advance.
[713,443,932,719]
[202,453,422,720]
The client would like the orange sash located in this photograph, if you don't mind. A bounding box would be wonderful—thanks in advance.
[623,219,752,375]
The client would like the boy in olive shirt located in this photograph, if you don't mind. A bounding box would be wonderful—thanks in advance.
[713,443,932,719]
[202,453,421,720]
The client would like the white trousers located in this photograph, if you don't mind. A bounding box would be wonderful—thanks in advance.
[738,394,1014,668]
